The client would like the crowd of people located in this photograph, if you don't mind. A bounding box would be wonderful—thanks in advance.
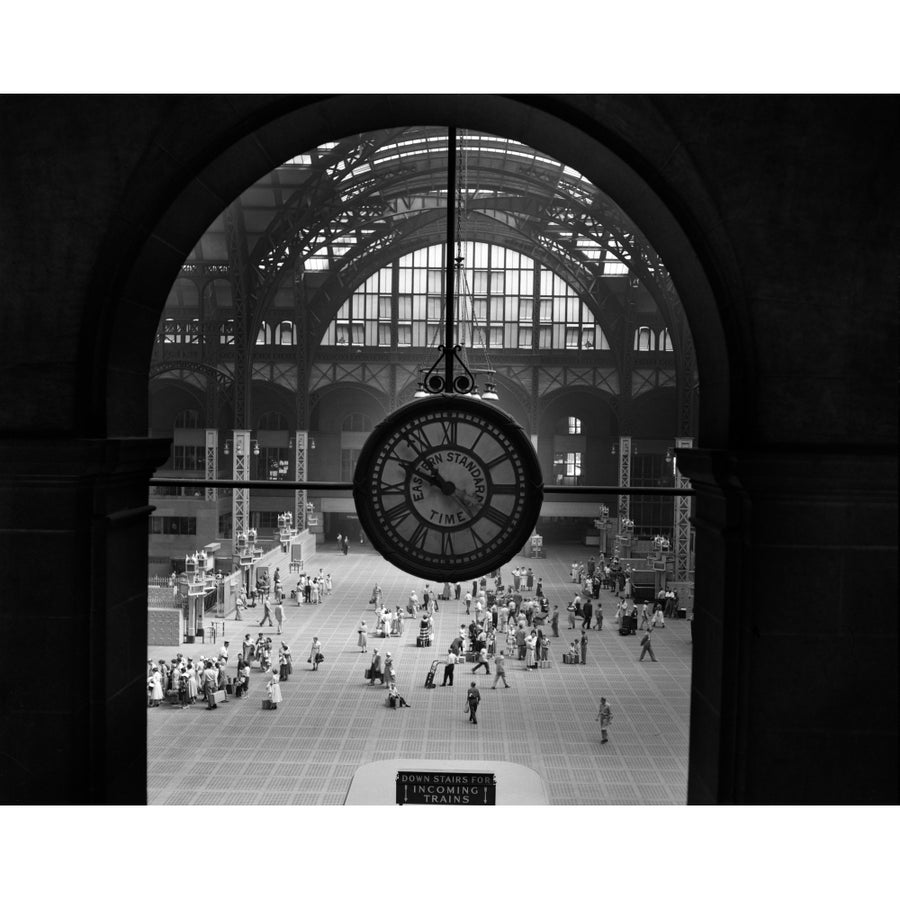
[151,544,687,743]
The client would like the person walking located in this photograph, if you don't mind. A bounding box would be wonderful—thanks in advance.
[309,636,322,671]
[595,697,612,743]
[384,653,396,689]
[442,648,457,686]
[582,599,593,633]
[491,652,510,688]
[278,643,292,681]
[357,619,368,653]
[273,598,285,635]
[258,594,274,628]
[466,682,481,724]
[639,628,657,662]
[369,648,385,685]
[472,646,490,675]
[595,603,603,631]
[550,605,560,637]
[464,591,472,616]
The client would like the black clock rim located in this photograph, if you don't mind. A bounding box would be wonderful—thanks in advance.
[352,396,543,582]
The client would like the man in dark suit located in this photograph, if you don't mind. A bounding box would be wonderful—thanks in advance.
[466,682,481,724]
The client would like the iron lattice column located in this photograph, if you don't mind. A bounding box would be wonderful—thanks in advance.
[617,435,632,521]
[674,436,694,581]
[232,429,251,540]
[205,429,218,502]
[294,430,308,532]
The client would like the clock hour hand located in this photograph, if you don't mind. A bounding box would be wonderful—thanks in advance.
[397,457,453,493]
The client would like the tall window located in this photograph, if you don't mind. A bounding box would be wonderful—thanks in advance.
[174,409,200,429]
[635,326,655,351]
[341,448,361,481]
[256,322,272,345]
[567,416,582,435]
[553,451,582,485]
[630,453,674,536]
[659,327,674,351]
[259,447,290,480]
[276,321,295,345]
[342,413,372,432]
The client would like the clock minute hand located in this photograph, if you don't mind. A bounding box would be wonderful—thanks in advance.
[397,457,452,492]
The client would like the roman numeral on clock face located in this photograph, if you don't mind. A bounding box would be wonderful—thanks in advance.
[409,522,429,549]
[440,531,455,556]
[483,451,510,469]
[383,502,411,525]
[481,506,509,528]
[439,419,458,446]
[403,427,432,456]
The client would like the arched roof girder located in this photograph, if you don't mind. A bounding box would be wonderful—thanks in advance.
[303,209,624,351]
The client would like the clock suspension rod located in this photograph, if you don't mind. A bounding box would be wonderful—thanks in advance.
[444,124,457,392]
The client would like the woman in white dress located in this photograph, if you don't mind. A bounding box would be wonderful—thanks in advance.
[357,619,368,652]
[524,633,536,669]
[266,670,282,710]
[148,667,164,707]
[309,636,322,670]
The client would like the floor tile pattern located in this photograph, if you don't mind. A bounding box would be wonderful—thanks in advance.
[148,542,692,804]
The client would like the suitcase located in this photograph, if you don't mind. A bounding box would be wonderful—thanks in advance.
[262,698,273,710]
[213,690,226,704]
[364,667,372,679]
[225,683,234,695]
[416,635,432,647]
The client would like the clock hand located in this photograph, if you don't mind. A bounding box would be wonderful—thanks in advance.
[397,457,452,493]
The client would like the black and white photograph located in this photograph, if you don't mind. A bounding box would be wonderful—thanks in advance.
[0,6,896,898]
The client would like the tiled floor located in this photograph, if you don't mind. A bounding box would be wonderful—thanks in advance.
[148,542,692,805]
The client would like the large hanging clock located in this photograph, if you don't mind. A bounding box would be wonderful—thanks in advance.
[353,395,543,582]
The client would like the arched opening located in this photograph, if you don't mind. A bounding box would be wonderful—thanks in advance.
[77,97,741,804]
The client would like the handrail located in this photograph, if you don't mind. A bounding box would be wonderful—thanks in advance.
[149,477,693,496]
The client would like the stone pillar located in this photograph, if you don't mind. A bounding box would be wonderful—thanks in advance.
[676,447,897,804]
[673,436,693,581]
[617,435,631,521]
[0,437,170,803]
[205,428,218,502]
[231,429,251,540]
[294,430,308,532]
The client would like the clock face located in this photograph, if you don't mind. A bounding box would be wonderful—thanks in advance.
[353,396,543,581]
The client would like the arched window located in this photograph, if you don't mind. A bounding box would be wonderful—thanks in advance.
[258,411,288,431]
[174,409,200,429]
[342,413,372,432]
[634,326,655,351]
[319,242,609,352]
[276,321,295,345]
[659,328,674,351]
[256,322,272,345]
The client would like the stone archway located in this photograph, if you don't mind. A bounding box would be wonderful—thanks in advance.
[15,96,743,804]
